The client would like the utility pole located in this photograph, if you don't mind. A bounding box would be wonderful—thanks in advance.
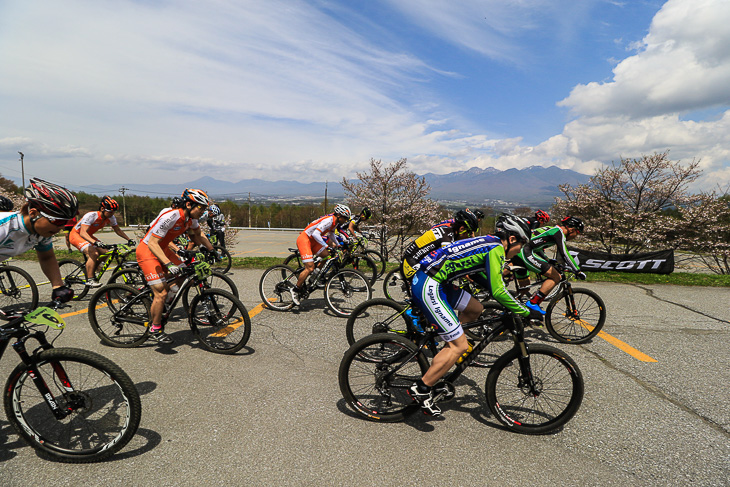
[119,186,129,226]
[248,192,251,228]
[324,181,328,213]
[18,152,24,189]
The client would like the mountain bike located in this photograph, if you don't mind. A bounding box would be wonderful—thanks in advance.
[0,261,39,316]
[282,245,378,286]
[87,252,250,354]
[58,243,139,300]
[1,300,141,462]
[173,234,232,274]
[339,307,584,434]
[259,253,372,318]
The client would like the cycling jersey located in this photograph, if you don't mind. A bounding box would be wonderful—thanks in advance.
[0,212,54,261]
[297,214,338,263]
[69,211,118,251]
[137,209,199,284]
[512,226,580,278]
[401,224,458,278]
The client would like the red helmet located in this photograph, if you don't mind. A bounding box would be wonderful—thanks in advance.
[535,210,550,224]
[100,196,119,211]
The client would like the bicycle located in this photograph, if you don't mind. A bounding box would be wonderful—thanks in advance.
[87,251,250,354]
[259,252,372,318]
[339,307,584,434]
[282,245,378,286]
[58,243,139,300]
[0,261,39,316]
[347,232,387,279]
[173,234,232,274]
[1,300,141,462]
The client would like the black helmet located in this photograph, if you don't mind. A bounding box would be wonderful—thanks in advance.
[473,209,485,220]
[495,214,530,243]
[0,195,14,212]
[361,207,372,219]
[24,178,79,220]
[171,197,184,209]
[453,208,479,233]
[561,216,584,232]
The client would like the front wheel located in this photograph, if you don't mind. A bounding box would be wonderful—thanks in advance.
[362,249,386,279]
[58,259,89,300]
[258,264,297,311]
[382,268,409,304]
[325,269,372,317]
[485,344,584,435]
[181,270,239,311]
[339,333,428,422]
[345,298,408,346]
[545,287,606,344]
[88,284,151,347]
[0,265,39,316]
[345,253,378,287]
[3,347,142,463]
[209,245,232,274]
[188,289,251,354]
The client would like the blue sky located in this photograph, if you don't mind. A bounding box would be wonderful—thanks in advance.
[1,0,729,193]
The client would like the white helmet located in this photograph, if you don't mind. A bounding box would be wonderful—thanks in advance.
[333,204,351,219]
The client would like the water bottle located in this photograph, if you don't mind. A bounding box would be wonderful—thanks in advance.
[456,341,474,364]
[404,308,424,333]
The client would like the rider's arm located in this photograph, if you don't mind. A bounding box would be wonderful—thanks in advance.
[79,224,97,245]
[37,249,64,288]
[552,229,580,273]
[478,248,530,317]
[147,235,173,265]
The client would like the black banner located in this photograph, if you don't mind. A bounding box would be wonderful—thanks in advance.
[567,247,674,274]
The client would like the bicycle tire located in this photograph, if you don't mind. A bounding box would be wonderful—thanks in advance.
[282,252,302,269]
[324,269,372,317]
[181,270,239,311]
[3,347,142,462]
[188,289,251,354]
[0,265,39,316]
[485,344,584,435]
[58,258,89,300]
[381,268,409,304]
[545,287,606,344]
[210,245,232,274]
[108,267,146,289]
[362,249,386,279]
[346,253,378,286]
[345,298,409,346]
[339,333,428,422]
[88,283,151,347]
[258,264,297,311]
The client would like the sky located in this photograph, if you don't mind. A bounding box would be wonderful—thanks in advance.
[1,0,729,195]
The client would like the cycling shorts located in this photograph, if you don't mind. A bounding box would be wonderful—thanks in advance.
[296,232,325,263]
[136,244,182,286]
[68,230,93,252]
[511,252,550,279]
[410,269,470,342]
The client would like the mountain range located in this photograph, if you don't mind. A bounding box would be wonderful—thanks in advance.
[70,165,591,207]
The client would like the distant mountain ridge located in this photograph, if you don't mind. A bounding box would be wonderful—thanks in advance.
[68,165,590,207]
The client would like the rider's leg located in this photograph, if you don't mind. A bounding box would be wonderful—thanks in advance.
[529,266,561,307]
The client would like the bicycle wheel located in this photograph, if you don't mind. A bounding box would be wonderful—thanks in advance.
[209,245,232,274]
[362,249,386,279]
[58,259,89,300]
[0,265,39,316]
[3,347,142,462]
[345,253,378,286]
[258,264,297,311]
[188,289,251,354]
[464,302,503,341]
[108,267,146,289]
[545,287,606,344]
[382,268,409,304]
[485,344,584,435]
[325,269,372,317]
[282,252,302,269]
[345,298,409,346]
[339,333,428,422]
[88,284,151,347]
[181,270,239,311]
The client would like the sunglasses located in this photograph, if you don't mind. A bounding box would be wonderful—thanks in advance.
[38,211,72,227]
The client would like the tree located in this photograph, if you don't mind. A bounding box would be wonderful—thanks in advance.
[553,151,701,254]
[676,188,730,274]
[341,158,440,260]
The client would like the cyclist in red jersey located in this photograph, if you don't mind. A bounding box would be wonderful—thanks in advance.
[136,188,215,344]
[291,204,351,305]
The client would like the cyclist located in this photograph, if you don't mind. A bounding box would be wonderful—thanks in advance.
[524,209,550,231]
[63,213,78,251]
[0,178,77,306]
[401,209,479,280]
[0,195,14,212]
[511,216,586,315]
[136,188,215,343]
[207,203,226,247]
[68,196,136,288]
[291,204,351,305]
[338,207,372,238]
[408,214,541,416]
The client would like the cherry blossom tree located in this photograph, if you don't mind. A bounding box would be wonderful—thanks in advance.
[675,189,730,274]
[341,158,440,260]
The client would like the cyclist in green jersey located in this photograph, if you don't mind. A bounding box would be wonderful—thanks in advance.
[511,216,586,315]
[407,214,543,416]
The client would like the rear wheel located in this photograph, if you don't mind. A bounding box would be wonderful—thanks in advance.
[58,259,89,300]
[188,289,251,354]
[0,265,39,316]
[258,265,297,311]
[362,249,386,279]
[382,268,409,304]
[345,253,378,286]
[88,284,151,347]
[325,269,372,317]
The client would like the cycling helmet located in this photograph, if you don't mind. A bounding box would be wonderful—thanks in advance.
[208,204,222,216]
[453,208,479,233]
[0,195,14,211]
[333,204,351,219]
[24,178,79,220]
[495,214,530,243]
[100,195,120,212]
[360,207,372,219]
[170,196,184,209]
[561,216,584,232]
[473,209,485,220]
[182,188,209,206]
[535,209,550,224]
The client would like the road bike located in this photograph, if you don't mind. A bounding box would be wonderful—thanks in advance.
[339,307,584,434]
[173,234,232,274]
[1,300,141,462]
[58,243,139,300]
[259,252,372,318]
[0,261,39,316]
[87,252,250,354]
[283,245,379,286]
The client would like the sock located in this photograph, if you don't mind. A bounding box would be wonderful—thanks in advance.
[150,324,162,332]
[415,379,431,393]
[530,291,546,305]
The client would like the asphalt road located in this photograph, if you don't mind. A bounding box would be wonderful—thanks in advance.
[1,252,729,486]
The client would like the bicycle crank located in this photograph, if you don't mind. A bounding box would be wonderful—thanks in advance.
[432,380,456,403]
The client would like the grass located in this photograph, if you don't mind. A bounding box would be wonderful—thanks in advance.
[10,250,730,287]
